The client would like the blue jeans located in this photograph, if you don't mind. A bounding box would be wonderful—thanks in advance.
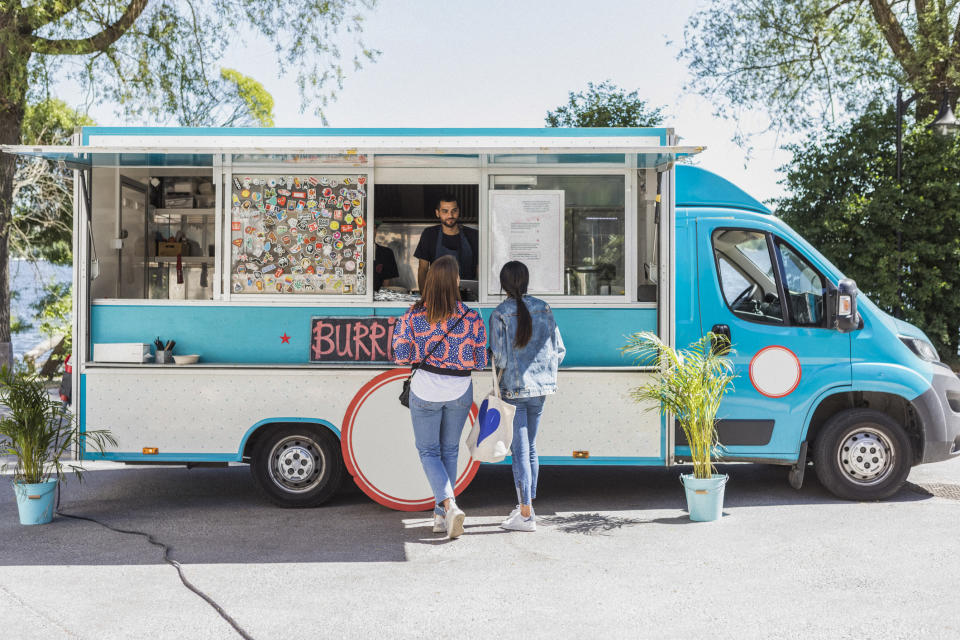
[409,384,473,512]
[506,395,546,505]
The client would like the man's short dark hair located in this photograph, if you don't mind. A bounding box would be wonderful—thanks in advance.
[435,193,459,211]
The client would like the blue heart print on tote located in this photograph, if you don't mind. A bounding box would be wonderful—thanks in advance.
[477,398,501,443]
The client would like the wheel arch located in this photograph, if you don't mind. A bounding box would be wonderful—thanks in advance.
[239,417,342,462]
[803,389,923,464]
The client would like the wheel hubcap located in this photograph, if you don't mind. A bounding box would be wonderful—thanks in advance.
[838,427,895,485]
[268,435,326,493]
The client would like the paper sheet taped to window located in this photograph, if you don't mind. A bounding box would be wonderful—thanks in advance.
[488,190,564,294]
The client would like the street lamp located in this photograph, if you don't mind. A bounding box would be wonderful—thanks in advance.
[931,87,958,138]
[893,84,959,317]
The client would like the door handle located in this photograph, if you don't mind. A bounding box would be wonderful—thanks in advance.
[710,324,731,354]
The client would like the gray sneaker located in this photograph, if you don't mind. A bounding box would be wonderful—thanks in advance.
[445,504,466,539]
[433,513,446,533]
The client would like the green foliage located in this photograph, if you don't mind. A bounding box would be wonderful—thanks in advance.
[623,332,735,479]
[32,282,71,345]
[679,1,960,134]
[0,367,115,485]
[21,98,95,146]
[12,1,379,124]
[218,69,275,127]
[776,104,960,364]
[13,98,94,266]
[546,81,666,128]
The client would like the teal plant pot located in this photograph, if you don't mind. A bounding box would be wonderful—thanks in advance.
[681,473,728,522]
[13,480,57,525]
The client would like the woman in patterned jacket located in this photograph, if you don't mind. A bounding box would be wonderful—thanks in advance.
[391,255,487,539]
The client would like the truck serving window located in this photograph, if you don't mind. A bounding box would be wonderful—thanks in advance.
[492,174,626,296]
[229,173,368,295]
[712,229,784,324]
[88,168,216,301]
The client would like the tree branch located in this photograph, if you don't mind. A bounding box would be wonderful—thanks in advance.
[952,11,960,66]
[28,0,148,56]
[869,0,920,78]
[18,0,87,31]
[824,0,865,19]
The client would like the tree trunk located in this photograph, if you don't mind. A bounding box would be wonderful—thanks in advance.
[0,32,30,365]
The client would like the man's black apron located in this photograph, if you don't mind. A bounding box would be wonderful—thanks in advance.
[433,227,473,279]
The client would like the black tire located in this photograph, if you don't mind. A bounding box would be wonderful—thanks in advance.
[813,409,912,500]
[250,424,343,508]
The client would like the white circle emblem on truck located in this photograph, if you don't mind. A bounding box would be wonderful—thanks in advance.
[749,346,801,398]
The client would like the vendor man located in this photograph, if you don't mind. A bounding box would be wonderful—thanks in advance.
[413,193,479,292]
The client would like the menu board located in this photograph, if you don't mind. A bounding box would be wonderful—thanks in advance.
[310,316,397,362]
[230,174,367,295]
[488,190,564,294]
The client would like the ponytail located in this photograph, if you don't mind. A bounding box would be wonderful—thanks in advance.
[499,261,532,348]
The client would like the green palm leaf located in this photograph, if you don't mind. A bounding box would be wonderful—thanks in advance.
[622,332,736,479]
[0,367,115,486]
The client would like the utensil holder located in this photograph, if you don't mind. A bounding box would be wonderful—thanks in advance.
[155,349,173,364]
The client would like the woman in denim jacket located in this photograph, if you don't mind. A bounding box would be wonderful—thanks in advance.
[489,261,565,532]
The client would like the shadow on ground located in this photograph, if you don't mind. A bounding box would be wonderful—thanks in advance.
[0,461,934,566]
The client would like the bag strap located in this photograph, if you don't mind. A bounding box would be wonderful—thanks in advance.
[411,306,471,373]
[490,356,502,399]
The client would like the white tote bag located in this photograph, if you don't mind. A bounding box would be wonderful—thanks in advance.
[467,360,515,463]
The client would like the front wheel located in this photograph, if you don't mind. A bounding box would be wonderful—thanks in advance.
[250,424,343,507]
[813,409,912,500]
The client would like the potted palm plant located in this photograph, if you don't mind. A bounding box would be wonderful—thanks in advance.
[623,332,735,522]
[0,367,115,525]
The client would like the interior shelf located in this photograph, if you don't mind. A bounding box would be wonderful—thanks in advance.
[147,257,215,264]
[152,208,216,216]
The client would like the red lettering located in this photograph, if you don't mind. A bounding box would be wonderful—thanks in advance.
[387,317,397,360]
[336,323,353,358]
[353,322,371,360]
[312,321,337,359]
[369,322,386,360]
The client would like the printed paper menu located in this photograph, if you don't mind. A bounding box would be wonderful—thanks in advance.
[488,190,564,294]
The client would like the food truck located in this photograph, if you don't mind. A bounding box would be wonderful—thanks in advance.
[4,127,959,509]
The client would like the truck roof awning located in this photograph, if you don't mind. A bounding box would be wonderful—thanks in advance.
[1,138,703,169]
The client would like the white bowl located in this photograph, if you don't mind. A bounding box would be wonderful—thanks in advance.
[172,354,199,365]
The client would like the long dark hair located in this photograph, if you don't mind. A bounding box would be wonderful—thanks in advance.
[416,255,461,323]
[500,261,531,348]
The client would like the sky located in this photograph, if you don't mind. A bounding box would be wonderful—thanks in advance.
[80,0,795,203]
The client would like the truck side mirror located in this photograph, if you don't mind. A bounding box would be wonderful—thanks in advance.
[832,278,860,332]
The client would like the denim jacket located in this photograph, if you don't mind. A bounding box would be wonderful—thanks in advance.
[489,296,565,399]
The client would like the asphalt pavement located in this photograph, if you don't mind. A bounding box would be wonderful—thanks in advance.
[2,456,959,640]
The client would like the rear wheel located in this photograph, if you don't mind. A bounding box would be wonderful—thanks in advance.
[813,409,912,500]
[250,424,343,507]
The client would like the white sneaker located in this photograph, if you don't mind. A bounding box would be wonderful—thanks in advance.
[501,505,534,527]
[445,504,466,539]
[501,513,536,532]
[433,513,446,533]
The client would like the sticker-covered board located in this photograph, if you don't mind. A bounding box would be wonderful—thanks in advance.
[230,174,368,295]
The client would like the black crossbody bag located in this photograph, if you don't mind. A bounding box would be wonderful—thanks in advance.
[399,308,471,407]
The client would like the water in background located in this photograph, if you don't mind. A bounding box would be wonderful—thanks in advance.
[10,259,72,360]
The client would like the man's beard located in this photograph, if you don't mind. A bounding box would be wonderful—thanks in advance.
[441,218,459,228]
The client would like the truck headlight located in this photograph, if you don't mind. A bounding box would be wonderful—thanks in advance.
[900,336,940,362]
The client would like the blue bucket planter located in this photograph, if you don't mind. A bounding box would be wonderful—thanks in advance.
[681,473,728,522]
[13,479,58,525]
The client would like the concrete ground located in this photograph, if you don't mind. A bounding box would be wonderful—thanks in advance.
[1,456,959,640]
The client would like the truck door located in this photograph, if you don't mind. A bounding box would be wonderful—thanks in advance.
[678,219,852,460]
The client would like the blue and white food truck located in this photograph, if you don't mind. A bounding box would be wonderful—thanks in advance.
[4,127,959,509]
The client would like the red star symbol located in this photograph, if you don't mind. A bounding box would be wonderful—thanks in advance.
[280,333,291,344]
